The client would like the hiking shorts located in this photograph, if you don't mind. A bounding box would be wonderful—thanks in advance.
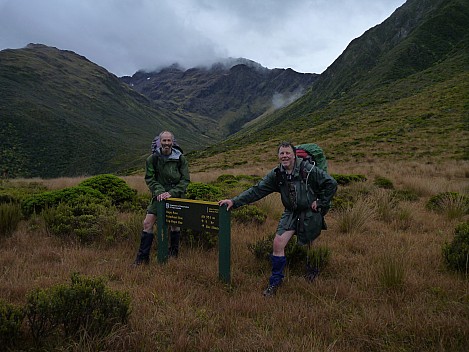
[276,208,323,246]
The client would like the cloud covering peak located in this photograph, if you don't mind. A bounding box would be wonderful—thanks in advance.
[0,0,405,76]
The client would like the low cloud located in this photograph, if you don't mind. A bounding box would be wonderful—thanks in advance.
[272,88,305,110]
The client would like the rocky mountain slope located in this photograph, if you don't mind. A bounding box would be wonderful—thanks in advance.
[120,60,317,135]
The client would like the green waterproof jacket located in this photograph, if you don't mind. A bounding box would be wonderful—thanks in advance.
[144,148,190,198]
[231,158,337,245]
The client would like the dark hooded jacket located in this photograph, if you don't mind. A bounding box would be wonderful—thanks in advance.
[231,158,337,244]
[145,148,190,198]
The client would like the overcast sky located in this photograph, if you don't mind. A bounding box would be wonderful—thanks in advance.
[0,0,406,77]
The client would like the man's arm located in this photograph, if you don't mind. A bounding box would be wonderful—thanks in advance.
[231,170,278,209]
[310,168,338,210]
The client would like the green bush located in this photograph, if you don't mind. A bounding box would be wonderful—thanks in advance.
[232,205,267,225]
[25,273,131,344]
[186,182,223,202]
[374,176,394,189]
[330,173,367,186]
[79,174,137,206]
[0,202,22,238]
[442,222,469,273]
[0,299,23,348]
[392,189,420,202]
[42,198,120,244]
[213,174,260,196]
[216,174,238,183]
[21,186,107,217]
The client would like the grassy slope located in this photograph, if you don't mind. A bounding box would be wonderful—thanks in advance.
[0,45,211,178]
[188,0,469,171]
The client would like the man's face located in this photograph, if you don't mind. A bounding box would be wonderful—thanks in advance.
[160,132,173,155]
[278,146,295,171]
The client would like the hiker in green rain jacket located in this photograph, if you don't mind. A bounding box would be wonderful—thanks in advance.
[132,131,190,265]
[219,141,337,296]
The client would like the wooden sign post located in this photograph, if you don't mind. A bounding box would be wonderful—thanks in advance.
[156,198,231,283]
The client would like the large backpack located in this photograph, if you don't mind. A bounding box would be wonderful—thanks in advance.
[295,143,328,173]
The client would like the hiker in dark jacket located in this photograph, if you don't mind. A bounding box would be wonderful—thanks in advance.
[133,131,190,265]
[218,141,337,296]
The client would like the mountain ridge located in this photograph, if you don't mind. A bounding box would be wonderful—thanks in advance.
[120,61,317,136]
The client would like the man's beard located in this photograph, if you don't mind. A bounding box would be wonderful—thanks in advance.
[161,144,172,155]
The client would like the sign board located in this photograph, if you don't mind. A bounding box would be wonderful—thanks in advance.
[157,198,231,283]
[165,198,219,233]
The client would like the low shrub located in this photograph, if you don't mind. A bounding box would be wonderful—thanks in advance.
[186,182,223,201]
[374,176,394,189]
[392,188,420,202]
[79,174,137,206]
[232,205,267,225]
[330,173,367,186]
[42,198,120,244]
[442,222,469,273]
[0,299,23,348]
[216,174,237,183]
[25,273,131,345]
[21,186,107,217]
[213,174,260,196]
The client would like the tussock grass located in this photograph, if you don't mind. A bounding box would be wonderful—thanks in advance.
[376,252,407,291]
[439,193,469,220]
[336,197,377,234]
[1,160,468,351]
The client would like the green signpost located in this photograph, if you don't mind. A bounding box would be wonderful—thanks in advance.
[156,198,231,283]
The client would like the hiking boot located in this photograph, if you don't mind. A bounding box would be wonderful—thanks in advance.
[132,231,154,266]
[263,284,280,297]
[169,230,180,258]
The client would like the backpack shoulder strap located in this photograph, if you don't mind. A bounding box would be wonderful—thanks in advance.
[274,166,285,186]
[152,154,159,176]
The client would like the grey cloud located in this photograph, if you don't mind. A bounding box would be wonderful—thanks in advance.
[0,0,406,76]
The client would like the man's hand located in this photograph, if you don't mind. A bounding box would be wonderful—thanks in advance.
[156,192,172,201]
[218,199,234,211]
[311,200,318,212]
